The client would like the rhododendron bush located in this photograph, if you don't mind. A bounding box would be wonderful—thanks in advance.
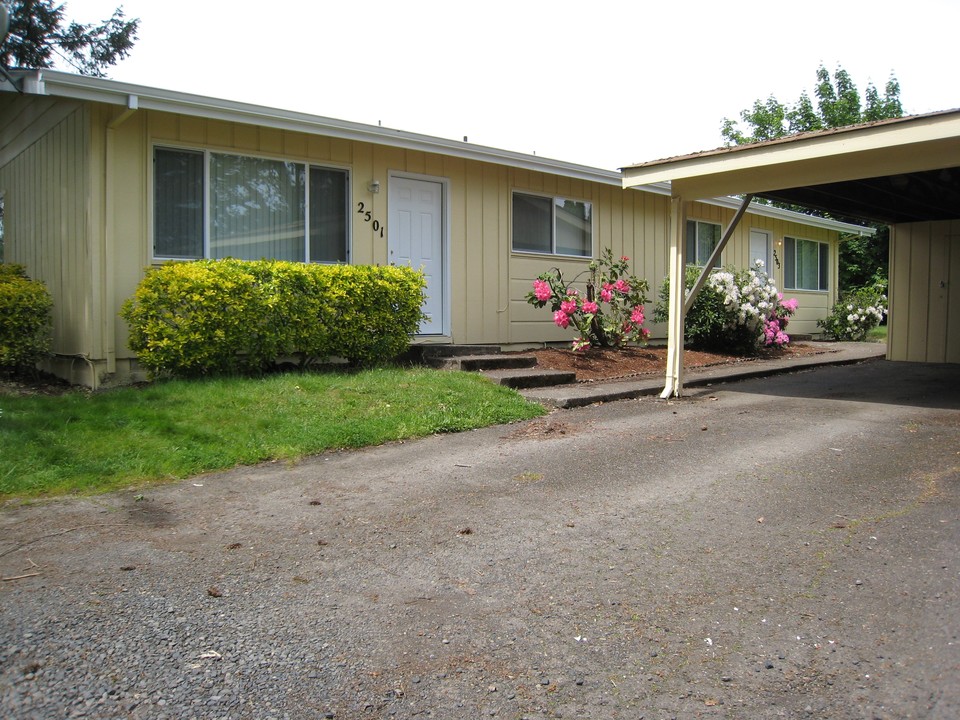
[526,249,650,351]
[655,260,798,355]
[817,282,887,340]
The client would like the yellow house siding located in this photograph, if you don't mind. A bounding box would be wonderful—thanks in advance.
[889,220,960,363]
[5,99,855,387]
[0,103,92,363]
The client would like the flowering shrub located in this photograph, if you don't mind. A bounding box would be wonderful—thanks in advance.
[655,260,798,355]
[817,282,887,340]
[526,248,650,351]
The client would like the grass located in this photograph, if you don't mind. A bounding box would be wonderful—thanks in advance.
[866,325,888,342]
[0,367,545,501]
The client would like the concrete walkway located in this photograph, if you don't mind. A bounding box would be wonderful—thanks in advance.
[519,341,887,408]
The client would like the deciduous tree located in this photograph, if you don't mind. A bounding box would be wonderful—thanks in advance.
[720,64,903,291]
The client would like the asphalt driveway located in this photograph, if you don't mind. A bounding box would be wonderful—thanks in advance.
[1,358,958,719]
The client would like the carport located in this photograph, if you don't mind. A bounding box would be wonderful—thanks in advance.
[622,110,960,397]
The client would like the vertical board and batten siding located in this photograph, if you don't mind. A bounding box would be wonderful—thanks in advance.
[4,97,851,387]
[109,109,515,355]
[0,99,93,370]
[889,220,960,363]
[508,181,673,344]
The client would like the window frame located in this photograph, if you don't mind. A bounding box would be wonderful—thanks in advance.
[511,190,593,258]
[151,144,352,264]
[783,236,830,291]
[686,218,723,268]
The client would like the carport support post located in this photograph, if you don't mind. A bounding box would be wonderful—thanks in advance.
[661,197,689,398]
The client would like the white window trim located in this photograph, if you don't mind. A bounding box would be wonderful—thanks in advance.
[511,189,594,259]
[150,143,352,265]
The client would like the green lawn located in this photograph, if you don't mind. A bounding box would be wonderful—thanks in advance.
[0,368,545,501]
[867,325,888,342]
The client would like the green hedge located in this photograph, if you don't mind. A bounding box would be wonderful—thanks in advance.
[0,264,53,372]
[121,260,426,377]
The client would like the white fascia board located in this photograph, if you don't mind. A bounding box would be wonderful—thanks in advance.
[25,70,624,187]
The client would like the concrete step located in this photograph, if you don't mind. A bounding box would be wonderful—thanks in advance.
[418,345,502,359]
[425,354,538,371]
[480,368,578,389]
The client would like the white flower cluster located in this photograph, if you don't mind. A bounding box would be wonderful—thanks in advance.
[845,303,885,325]
[707,260,780,331]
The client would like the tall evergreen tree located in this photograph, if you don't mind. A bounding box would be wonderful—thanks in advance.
[0,1,138,77]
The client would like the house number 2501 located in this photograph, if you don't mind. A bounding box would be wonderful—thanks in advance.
[356,202,385,238]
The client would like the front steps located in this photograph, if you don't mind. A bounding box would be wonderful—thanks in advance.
[417,345,576,389]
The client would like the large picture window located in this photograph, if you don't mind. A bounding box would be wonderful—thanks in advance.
[686,219,722,267]
[153,147,349,263]
[512,192,592,257]
[784,237,829,290]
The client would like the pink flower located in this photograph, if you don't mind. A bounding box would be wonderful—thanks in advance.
[600,288,613,303]
[553,310,570,328]
[780,297,799,313]
[620,255,630,262]
[630,306,645,325]
[614,279,631,294]
[533,279,552,302]
[582,300,599,315]
[560,299,578,315]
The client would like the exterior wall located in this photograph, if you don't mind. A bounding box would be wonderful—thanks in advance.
[0,97,100,385]
[889,220,960,363]
[2,96,846,385]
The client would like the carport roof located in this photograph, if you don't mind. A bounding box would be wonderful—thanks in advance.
[621,110,960,224]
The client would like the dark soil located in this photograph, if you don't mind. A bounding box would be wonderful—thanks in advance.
[519,342,829,382]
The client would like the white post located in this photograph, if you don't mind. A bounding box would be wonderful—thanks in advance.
[661,197,688,398]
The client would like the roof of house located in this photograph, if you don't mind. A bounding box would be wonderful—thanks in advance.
[2,68,872,235]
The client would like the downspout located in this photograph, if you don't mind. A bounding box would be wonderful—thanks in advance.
[103,95,139,377]
[661,193,753,398]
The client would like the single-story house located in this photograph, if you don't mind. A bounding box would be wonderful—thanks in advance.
[0,69,870,387]
[622,110,960,396]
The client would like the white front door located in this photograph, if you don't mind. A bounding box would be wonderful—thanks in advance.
[750,229,772,271]
[389,176,444,335]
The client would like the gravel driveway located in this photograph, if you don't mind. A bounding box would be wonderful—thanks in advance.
[2,359,958,719]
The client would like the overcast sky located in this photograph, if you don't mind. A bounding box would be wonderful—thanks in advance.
[61,0,960,171]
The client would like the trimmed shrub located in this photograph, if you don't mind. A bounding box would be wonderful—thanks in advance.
[121,260,425,377]
[0,265,53,372]
[817,282,887,341]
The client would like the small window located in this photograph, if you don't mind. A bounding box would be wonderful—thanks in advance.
[153,147,349,264]
[784,237,829,290]
[512,192,592,257]
[686,219,722,267]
